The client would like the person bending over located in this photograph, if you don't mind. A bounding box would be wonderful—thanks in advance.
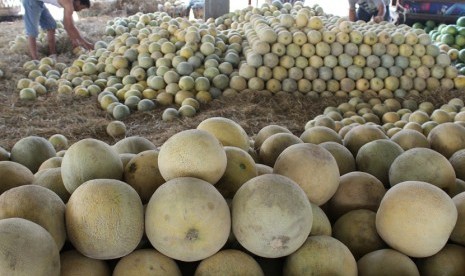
[349,0,391,23]
[22,0,93,60]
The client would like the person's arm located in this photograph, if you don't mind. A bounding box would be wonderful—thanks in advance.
[59,0,93,50]
[374,1,386,22]
[348,0,357,21]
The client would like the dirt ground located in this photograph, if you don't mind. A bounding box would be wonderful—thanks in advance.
[0,13,464,152]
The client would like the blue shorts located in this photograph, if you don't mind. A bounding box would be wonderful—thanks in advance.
[22,0,57,37]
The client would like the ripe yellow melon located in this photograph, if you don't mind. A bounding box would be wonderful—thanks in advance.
[123,149,164,204]
[10,136,56,173]
[390,128,430,150]
[61,138,123,193]
[254,124,292,150]
[215,146,258,199]
[48,134,69,151]
[450,149,465,182]
[356,139,404,186]
[0,160,34,194]
[0,218,60,276]
[309,202,332,236]
[283,235,357,276]
[195,249,264,276]
[333,209,386,260]
[256,163,273,175]
[376,181,458,258]
[259,133,303,167]
[273,143,339,205]
[60,250,111,276]
[113,249,181,276]
[319,141,356,175]
[0,185,66,249]
[232,174,312,258]
[389,148,456,191]
[427,122,465,158]
[197,117,250,151]
[112,136,157,154]
[343,124,388,156]
[34,167,70,202]
[145,177,230,262]
[357,249,420,276]
[66,179,144,259]
[106,120,127,139]
[37,156,62,171]
[450,192,465,246]
[158,129,227,184]
[300,126,342,144]
[326,171,386,221]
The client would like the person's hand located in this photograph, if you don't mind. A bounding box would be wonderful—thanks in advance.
[373,15,383,23]
[71,37,94,50]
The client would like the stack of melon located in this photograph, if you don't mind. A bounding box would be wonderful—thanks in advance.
[2,97,465,274]
[14,1,465,118]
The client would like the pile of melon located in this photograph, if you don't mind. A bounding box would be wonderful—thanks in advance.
[13,0,465,120]
[2,91,465,273]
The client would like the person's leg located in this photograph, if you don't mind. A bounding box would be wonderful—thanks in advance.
[22,0,42,59]
[39,7,57,56]
[384,5,391,22]
[356,7,373,22]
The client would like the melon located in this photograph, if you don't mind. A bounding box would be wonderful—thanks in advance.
[10,136,56,173]
[427,122,465,158]
[343,124,388,156]
[332,209,386,260]
[197,117,249,151]
[309,202,332,237]
[450,192,465,246]
[106,120,127,139]
[61,138,123,193]
[376,181,458,258]
[215,146,258,199]
[416,243,465,276]
[389,148,456,192]
[283,236,357,276]
[326,171,386,221]
[0,160,34,194]
[123,149,165,204]
[232,174,312,258]
[253,124,292,150]
[145,177,230,262]
[0,218,60,276]
[158,129,227,184]
[194,249,264,276]
[357,249,419,276]
[319,141,356,175]
[113,249,181,276]
[112,136,157,154]
[273,143,339,205]
[60,250,111,276]
[390,129,430,150]
[34,167,70,202]
[37,156,62,171]
[48,134,69,151]
[300,126,342,144]
[66,179,144,259]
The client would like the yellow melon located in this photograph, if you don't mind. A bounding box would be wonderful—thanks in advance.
[256,163,273,175]
[427,122,465,158]
[326,171,386,221]
[145,177,230,262]
[48,134,69,151]
[273,143,339,205]
[10,136,56,173]
[197,117,250,151]
[106,121,127,139]
[309,202,332,236]
[60,250,111,276]
[112,136,157,154]
[357,249,420,276]
[417,243,465,276]
[123,149,165,204]
[158,129,227,184]
[61,138,123,194]
[113,249,181,276]
[343,125,388,156]
[0,218,60,275]
[333,209,386,260]
[300,126,342,144]
[254,124,292,150]
[0,161,34,194]
[194,249,264,276]
[389,148,456,191]
[66,179,144,259]
[259,133,303,167]
[376,181,457,257]
[283,235,357,276]
[390,128,430,150]
[232,174,312,258]
[34,167,70,203]
[215,146,258,199]
[450,192,465,246]
[37,156,62,171]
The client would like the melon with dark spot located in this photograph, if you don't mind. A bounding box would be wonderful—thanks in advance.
[232,174,312,258]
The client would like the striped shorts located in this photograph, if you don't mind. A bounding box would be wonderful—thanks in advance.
[22,0,57,37]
